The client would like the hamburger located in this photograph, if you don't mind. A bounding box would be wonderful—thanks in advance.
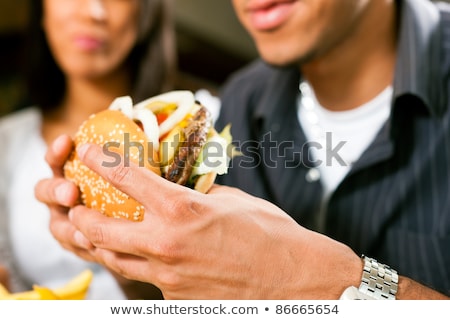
[64,90,234,221]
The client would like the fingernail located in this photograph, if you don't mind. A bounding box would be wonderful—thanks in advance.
[77,144,90,159]
[55,183,72,205]
[52,135,67,153]
[74,230,92,250]
[68,208,74,221]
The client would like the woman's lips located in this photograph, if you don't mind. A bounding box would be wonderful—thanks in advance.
[247,0,297,31]
[74,36,105,51]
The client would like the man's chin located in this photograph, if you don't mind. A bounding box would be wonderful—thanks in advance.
[258,46,318,70]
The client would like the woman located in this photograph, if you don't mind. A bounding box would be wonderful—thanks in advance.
[0,0,176,299]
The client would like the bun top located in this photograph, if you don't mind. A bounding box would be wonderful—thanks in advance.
[64,109,160,221]
[74,109,160,175]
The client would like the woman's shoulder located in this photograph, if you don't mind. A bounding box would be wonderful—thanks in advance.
[0,107,41,136]
[0,107,42,160]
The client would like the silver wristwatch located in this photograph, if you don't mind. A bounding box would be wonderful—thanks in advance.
[340,255,398,300]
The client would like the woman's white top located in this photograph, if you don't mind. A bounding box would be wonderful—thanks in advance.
[0,107,125,299]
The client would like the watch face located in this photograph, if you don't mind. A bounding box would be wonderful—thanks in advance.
[340,286,376,300]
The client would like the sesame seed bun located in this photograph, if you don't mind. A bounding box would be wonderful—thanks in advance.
[64,91,231,222]
[64,109,161,222]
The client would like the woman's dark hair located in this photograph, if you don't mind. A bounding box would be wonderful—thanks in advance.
[23,0,177,112]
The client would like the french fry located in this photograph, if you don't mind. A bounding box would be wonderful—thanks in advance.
[0,269,93,300]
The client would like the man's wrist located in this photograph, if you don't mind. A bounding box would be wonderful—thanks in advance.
[396,276,450,300]
[340,255,398,300]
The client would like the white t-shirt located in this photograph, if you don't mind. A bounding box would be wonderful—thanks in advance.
[4,108,126,299]
[297,81,392,199]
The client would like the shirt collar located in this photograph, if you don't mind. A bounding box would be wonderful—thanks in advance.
[252,63,300,132]
[393,0,447,116]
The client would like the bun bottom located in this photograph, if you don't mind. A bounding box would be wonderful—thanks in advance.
[194,172,217,193]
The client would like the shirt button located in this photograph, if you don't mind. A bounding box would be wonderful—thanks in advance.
[306,168,321,182]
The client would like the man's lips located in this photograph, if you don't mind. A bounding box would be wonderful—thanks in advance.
[246,0,298,31]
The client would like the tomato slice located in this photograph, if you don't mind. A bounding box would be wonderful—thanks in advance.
[156,113,168,125]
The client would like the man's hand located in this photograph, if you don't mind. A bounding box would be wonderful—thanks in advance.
[34,135,86,258]
[37,139,363,299]
[35,135,163,299]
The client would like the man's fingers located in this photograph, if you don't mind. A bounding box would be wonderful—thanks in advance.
[46,201,97,261]
[68,204,154,257]
[93,249,156,285]
[35,177,79,207]
[45,134,74,177]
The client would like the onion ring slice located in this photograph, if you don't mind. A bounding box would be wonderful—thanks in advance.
[133,90,195,138]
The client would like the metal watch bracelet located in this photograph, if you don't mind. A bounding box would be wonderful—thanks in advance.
[359,255,399,300]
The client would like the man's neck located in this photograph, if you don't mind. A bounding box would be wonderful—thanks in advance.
[301,0,397,112]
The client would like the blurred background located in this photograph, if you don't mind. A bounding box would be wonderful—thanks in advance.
[0,0,448,117]
[0,0,258,116]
